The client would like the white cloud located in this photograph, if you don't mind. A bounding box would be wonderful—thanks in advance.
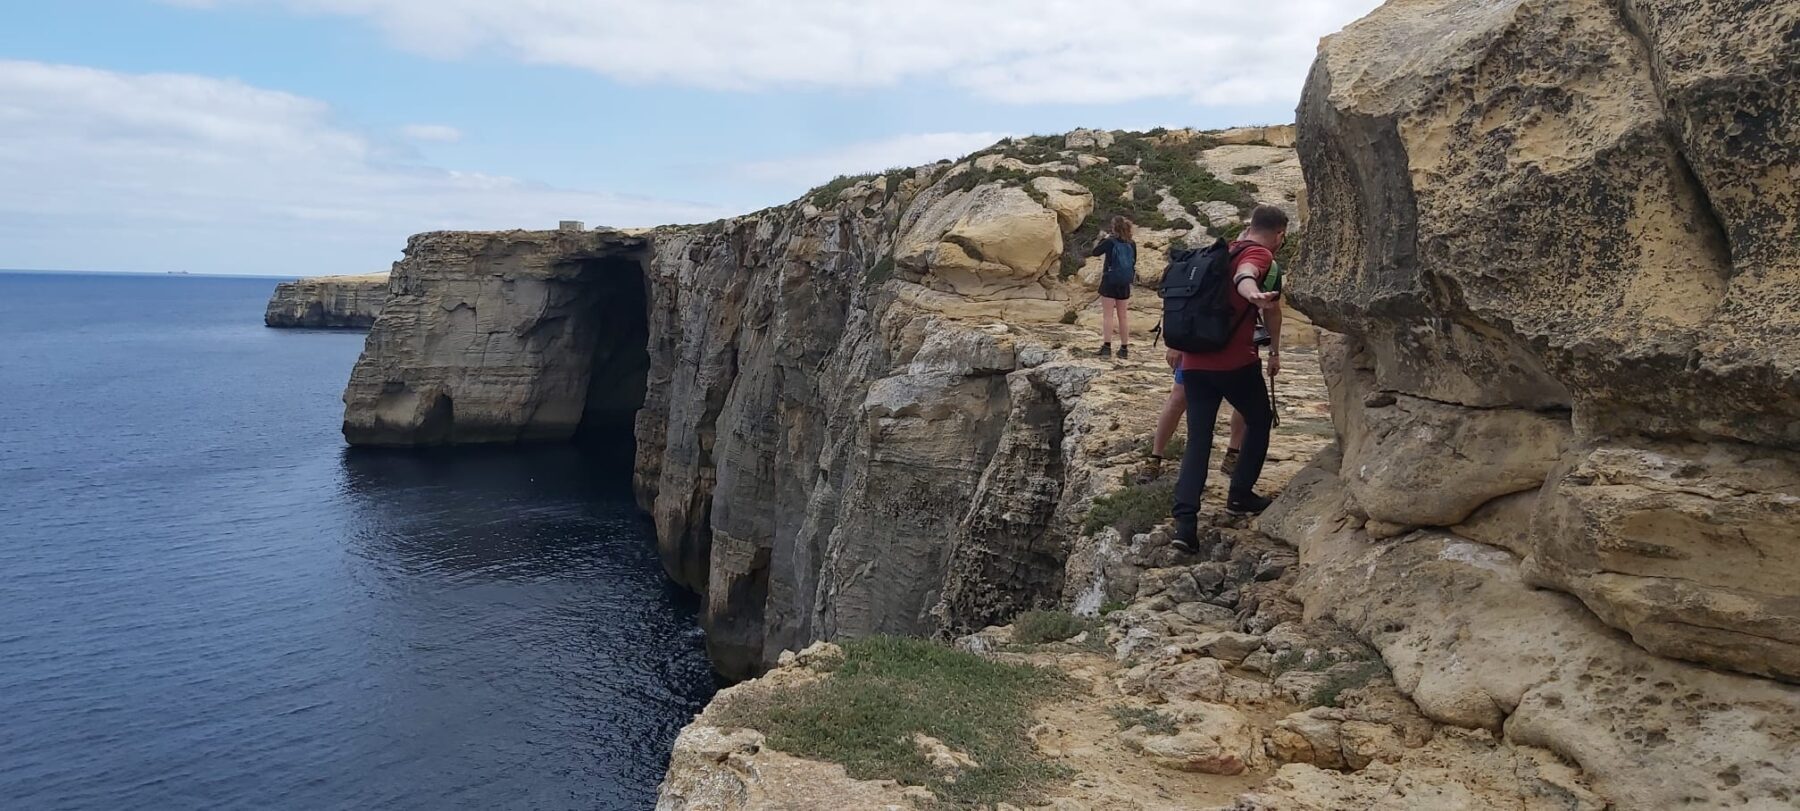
[737,132,1010,189]
[400,123,462,142]
[168,0,1384,105]
[0,60,732,275]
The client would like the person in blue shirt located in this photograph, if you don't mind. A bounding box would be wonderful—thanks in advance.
[1089,216,1137,360]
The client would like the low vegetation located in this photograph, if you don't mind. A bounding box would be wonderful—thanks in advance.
[1011,610,1096,644]
[716,637,1070,807]
[867,255,896,286]
[1310,661,1388,708]
[1083,480,1176,538]
[1266,646,1391,708]
[937,130,1264,278]
[1108,704,1178,735]
[808,168,910,209]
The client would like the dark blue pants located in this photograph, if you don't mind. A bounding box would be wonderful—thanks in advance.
[1172,362,1272,522]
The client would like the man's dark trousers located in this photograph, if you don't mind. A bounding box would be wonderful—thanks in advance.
[1172,361,1272,523]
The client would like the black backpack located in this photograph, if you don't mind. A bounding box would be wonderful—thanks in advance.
[1158,239,1252,353]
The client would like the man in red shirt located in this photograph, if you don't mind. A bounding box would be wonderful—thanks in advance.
[1170,205,1287,552]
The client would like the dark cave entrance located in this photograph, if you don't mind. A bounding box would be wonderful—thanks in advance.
[572,255,651,476]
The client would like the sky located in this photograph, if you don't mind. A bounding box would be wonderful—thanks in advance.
[0,0,1384,276]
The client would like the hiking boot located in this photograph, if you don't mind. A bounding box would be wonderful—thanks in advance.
[1219,448,1240,476]
[1134,455,1163,485]
[1226,492,1274,515]
[1171,519,1200,554]
[1118,345,1130,360]
[1098,342,1113,359]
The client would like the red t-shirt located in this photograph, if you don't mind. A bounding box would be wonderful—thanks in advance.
[1180,240,1273,372]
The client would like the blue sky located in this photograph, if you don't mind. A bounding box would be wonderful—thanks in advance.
[0,0,1380,276]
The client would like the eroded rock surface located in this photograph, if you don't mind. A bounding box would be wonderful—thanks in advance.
[341,230,650,446]
[264,272,388,328]
[1294,0,1800,682]
[1210,0,1800,804]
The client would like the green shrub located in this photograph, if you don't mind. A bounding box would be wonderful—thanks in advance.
[1012,610,1095,644]
[1310,661,1389,708]
[716,637,1069,807]
[807,172,879,209]
[867,255,895,286]
[1099,599,1128,616]
[1108,704,1178,735]
[1082,480,1174,538]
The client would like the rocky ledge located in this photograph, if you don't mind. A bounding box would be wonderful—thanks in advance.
[264,272,389,328]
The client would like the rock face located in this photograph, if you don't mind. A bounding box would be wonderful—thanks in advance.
[1262,0,1800,806]
[1293,0,1799,682]
[339,132,1299,678]
[341,231,649,446]
[264,272,389,328]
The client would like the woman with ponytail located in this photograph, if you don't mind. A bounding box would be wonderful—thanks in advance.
[1089,215,1137,359]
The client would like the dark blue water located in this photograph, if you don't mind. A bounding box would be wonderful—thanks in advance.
[0,272,715,810]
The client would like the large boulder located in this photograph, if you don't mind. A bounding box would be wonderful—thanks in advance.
[1293,0,1800,681]
[895,183,1064,301]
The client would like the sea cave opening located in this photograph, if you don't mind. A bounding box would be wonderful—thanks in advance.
[571,254,651,476]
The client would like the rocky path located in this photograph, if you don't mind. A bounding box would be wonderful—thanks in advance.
[655,343,1608,810]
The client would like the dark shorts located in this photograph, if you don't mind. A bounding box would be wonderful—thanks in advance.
[1098,277,1132,300]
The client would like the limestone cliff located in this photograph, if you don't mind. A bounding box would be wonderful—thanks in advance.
[1257,0,1799,805]
[339,129,1301,678]
[264,272,389,328]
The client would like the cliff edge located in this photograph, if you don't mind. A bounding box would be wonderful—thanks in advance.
[339,128,1308,680]
[264,272,389,329]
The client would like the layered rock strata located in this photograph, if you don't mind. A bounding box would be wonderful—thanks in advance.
[1254,0,1800,805]
[264,272,389,328]
[1289,0,1798,682]
[340,132,1300,677]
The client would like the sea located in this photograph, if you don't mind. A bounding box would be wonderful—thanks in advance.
[0,271,716,810]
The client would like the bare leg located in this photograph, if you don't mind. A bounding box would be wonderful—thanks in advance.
[1229,408,1246,452]
[1099,298,1117,345]
[1153,383,1187,456]
[1115,299,1131,349]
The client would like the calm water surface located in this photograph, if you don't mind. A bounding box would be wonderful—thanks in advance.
[0,272,715,810]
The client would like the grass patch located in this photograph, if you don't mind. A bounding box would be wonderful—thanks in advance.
[1108,705,1178,735]
[1012,610,1096,644]
[717,637,1070,807]
[1099,599,1128,616]
[1082,480,1174,538]
[1310,661,1389,708]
